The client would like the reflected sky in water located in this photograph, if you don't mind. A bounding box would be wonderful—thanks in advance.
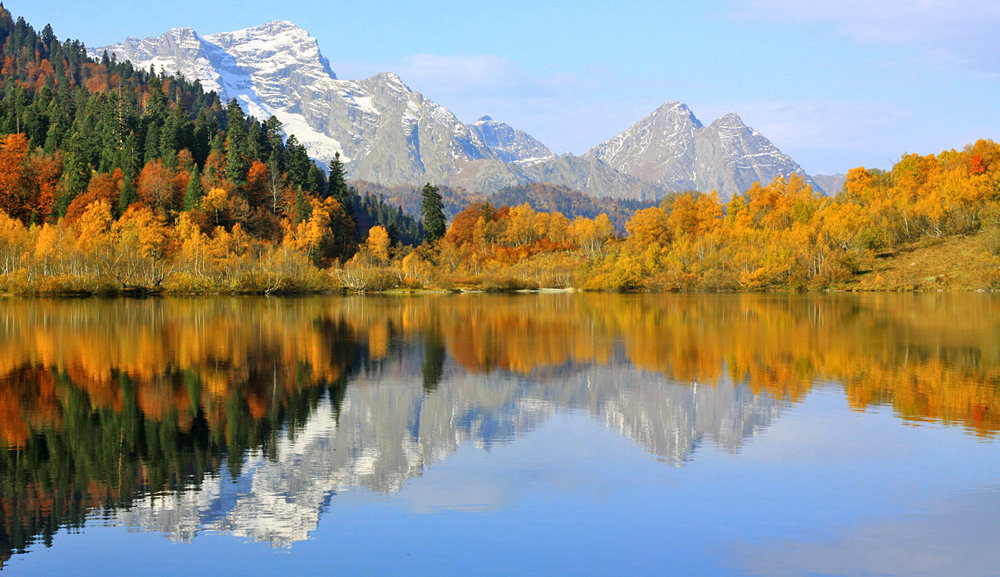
[1,294,998,576]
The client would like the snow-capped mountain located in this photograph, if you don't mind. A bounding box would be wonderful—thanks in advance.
[588,102,818,195]
[92,22,818,200]
[94,22,509,186]
[468,116,553,163]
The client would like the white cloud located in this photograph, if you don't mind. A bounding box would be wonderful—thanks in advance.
[731,0,1000,73]
[335,54,673,155]
[735,487,1000,577]
[718,99,914,172]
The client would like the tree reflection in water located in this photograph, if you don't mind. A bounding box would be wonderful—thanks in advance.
[0,293,998,563]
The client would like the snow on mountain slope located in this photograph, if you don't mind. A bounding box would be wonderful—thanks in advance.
[468,116,553,163]
[93,22,818,200]
[93,22,496,179]
[588,104,817,198]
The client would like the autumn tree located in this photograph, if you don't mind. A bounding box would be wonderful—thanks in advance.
[569,214,614,259]
[626,206,670,248]
[136,159,180,215]
[366,225,391,263]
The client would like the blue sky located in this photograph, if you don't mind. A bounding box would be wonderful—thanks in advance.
[6,0,999,175]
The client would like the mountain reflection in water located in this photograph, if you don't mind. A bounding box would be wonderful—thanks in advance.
[0,293,997,562]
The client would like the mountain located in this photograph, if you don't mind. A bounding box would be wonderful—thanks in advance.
[468,116,553,163]
[93,22,502,184]
[812,173,846,195]
[587,102,819,195]
[92,23,817,200]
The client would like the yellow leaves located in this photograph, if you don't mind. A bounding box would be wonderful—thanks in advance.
[401,251,434,286]
[280,198,345,266]
[626,206,670,248]
[843,167,876,200]
[0,210,29,272]
[113,205,173,262]
[366,225,391,262]
[74,200,113,252]
[536,210,569,243]
[569,213,614,259]
[504,203,538,246]
[34,222,65,263]
[203,187,230,225]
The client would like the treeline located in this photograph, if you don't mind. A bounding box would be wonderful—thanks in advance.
[338,139,1000,292]
[0,7,422,293]
[1,8,999,294]
[355,180,652,232]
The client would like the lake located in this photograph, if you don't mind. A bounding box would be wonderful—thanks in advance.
[0,293,998,576]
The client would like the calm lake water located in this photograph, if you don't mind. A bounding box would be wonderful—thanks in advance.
[0,293,998,576]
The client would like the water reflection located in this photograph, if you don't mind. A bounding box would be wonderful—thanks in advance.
[0,293,998,563]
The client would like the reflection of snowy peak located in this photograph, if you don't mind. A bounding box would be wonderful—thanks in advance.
[116,358,782,546]
[93,23,818,199]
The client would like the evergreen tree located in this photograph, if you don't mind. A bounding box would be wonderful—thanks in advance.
[421,182,446,242]
[191,108,212,167]
[284,135,310,189]
[224,98,250,189]
[262,115,284,157]
[184,166,203,210]
[118,176,135,216]
[292,187,311,223]
[307,163,326,197]
[327,152,354,215]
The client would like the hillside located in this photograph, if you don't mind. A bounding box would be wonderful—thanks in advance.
[845,232,999,291]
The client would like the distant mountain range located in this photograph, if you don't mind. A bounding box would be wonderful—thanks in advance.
[91,21,828,200]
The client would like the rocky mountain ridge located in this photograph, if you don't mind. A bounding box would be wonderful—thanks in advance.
[92,21,821,199]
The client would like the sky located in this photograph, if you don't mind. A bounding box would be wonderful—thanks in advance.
[5,0,999,175]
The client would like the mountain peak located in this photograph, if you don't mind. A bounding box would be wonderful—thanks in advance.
[225,20,307,37]
[712,112,747,127]
[467,116,552,163]
[589,102,814,198]
[162,26,199,38]
[367,71,409,91]
[649,101,702,129]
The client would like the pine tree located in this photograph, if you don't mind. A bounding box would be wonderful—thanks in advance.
[184,166,203,210]
[328,152,348,201]
[118,176,135,216]
[284,135,310,189]
[307,163,326,197]
[292,187,311,223]
[224,98,249,189]
[421,182,445,242]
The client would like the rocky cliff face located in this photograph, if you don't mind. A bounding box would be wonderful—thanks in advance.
[588,103,818,196]
[93,22,819,200]
[468,116,553,163]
